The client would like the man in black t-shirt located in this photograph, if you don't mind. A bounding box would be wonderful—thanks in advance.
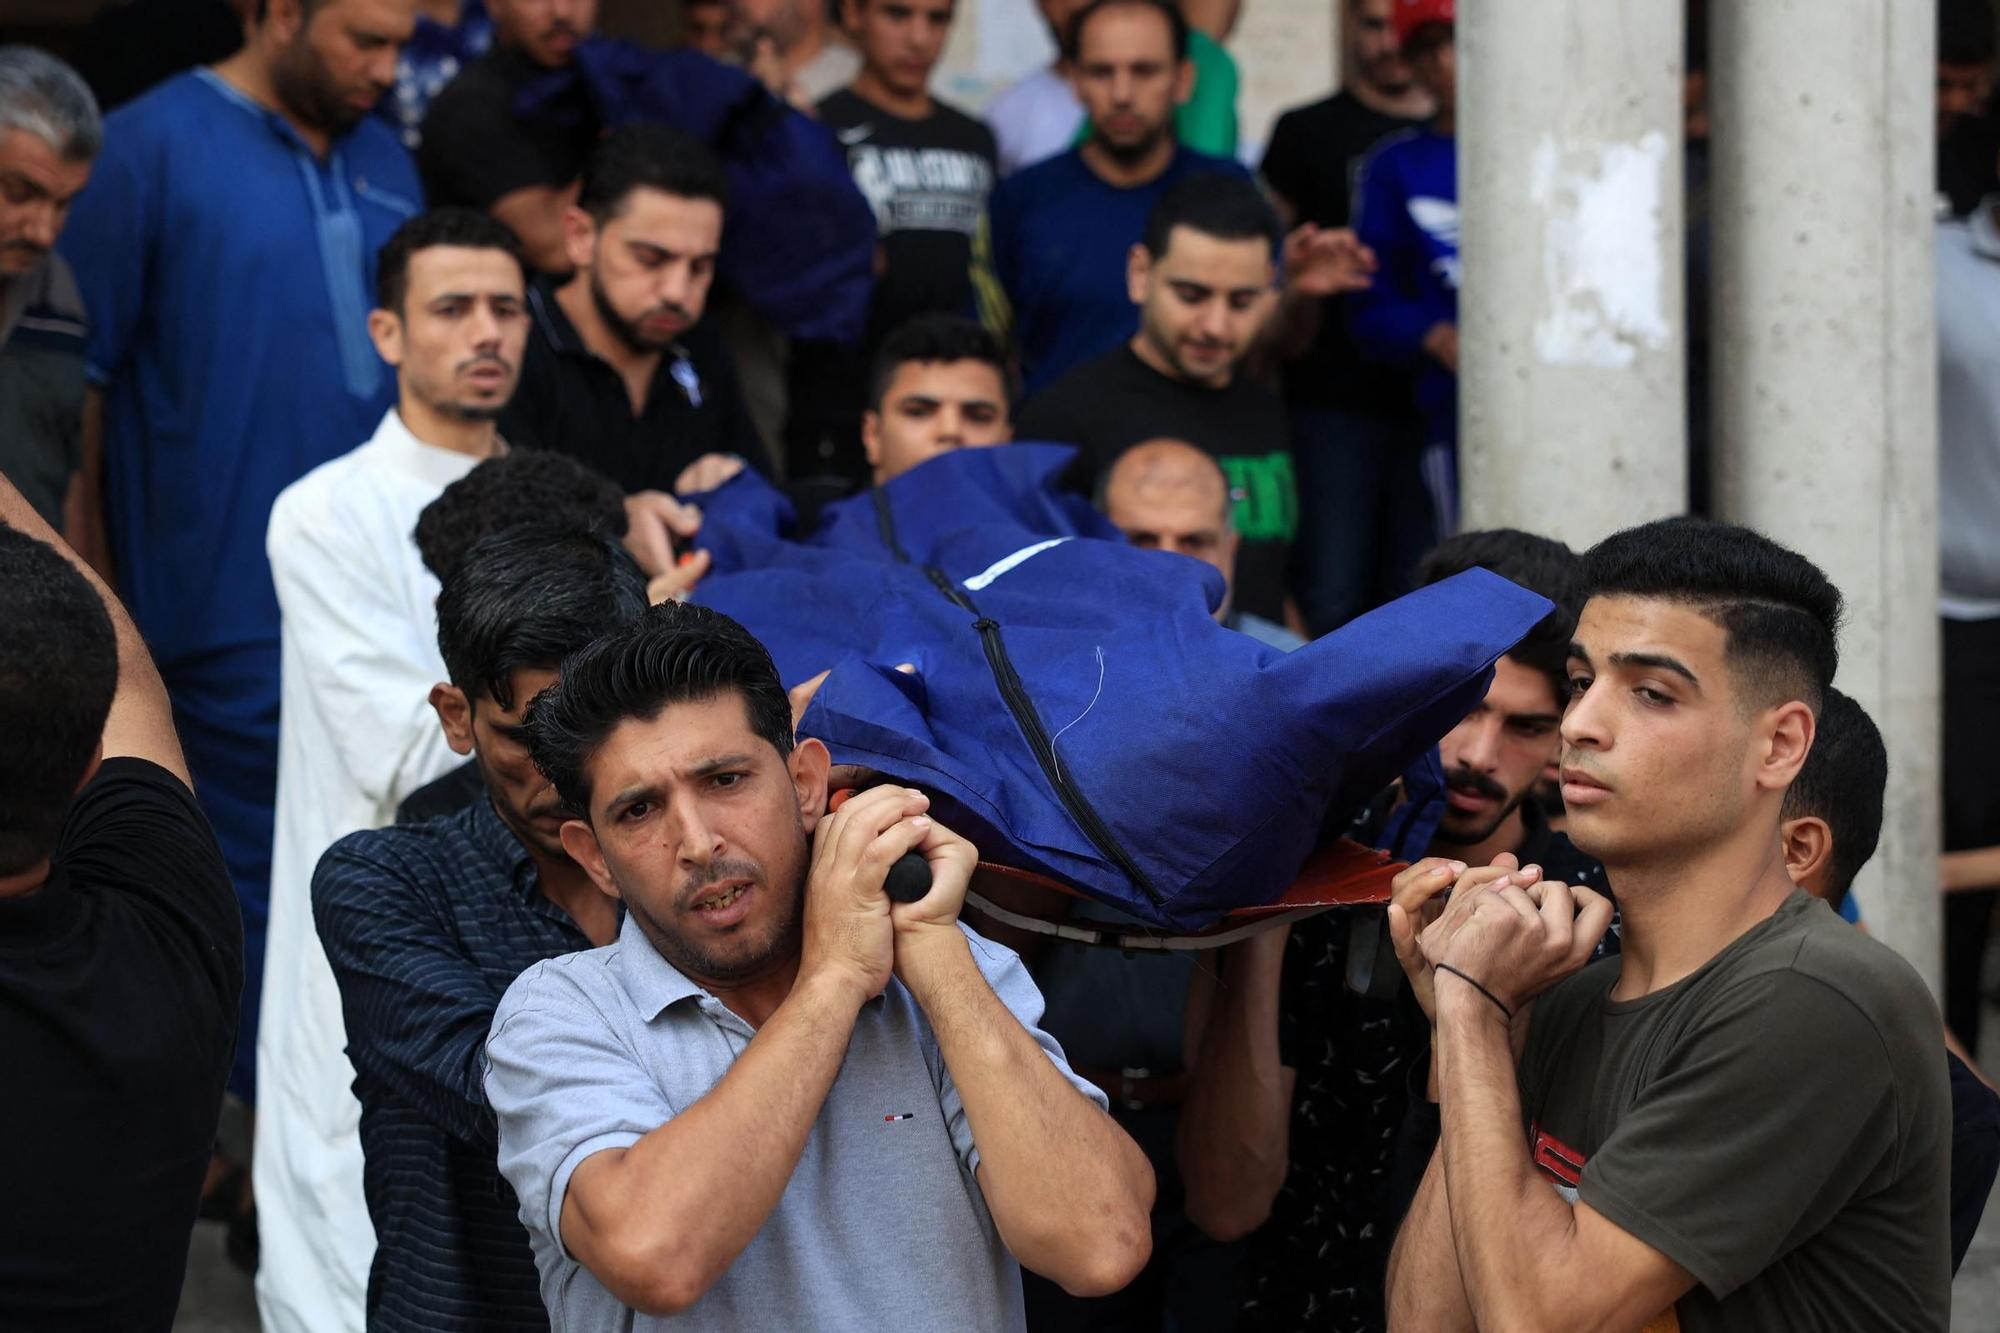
[1176,526,1593,1332]
[499,125,772,499]
[1015,173,1298,623]
[821,0,997,342]
[0,471,242,1329]
[1261,0,1432,636]
[789,0,1000,480]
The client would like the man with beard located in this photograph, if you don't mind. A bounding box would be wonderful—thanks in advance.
[500,124,770,499]
[256,209,530,1333]
[0,49,99,537]
[311,524,647,1331]
[56,0,419,1193]
[986,0,1251,395]
[1174,527,1592,1332]
[485,603,1155,1326]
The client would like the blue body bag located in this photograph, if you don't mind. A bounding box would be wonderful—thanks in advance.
[693,446,1553,931]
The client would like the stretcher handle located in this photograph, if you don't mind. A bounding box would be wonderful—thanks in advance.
[828,787,934,903]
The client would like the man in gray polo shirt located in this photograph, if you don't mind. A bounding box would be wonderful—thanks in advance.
[486,603,1156,1328]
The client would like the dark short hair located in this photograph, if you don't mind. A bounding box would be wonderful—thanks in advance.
[1941,0,1997,67]
[1142,172,1281,260]
[866,314,1010,411]
[415,451,630,583]
[435,525,649,712]
[1415,528,1582,703]
[1781,687,1887,910]
[577,124,729,225]
[0,526,118,874]
[1067,0,1189,63]
[527,603,794,818]
[376,207,527,313]
[1579,516,1842,713]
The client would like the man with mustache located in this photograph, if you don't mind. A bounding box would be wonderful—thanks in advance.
[0,48,98,538]
[311,524,647,1332]
[486,603,1156,1327]
[258,207,529,1333]
[1173,526,1593,1332]
[499,124,771,500]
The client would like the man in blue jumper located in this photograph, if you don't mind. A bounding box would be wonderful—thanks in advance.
[1349,0,1459,541]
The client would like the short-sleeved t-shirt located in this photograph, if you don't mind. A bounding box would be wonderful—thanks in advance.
[816,89,997,344]
[1014,345,1294,622]
[1519,892,1952,1332]
[0,759,243,1328]
[485,915,1105,1330]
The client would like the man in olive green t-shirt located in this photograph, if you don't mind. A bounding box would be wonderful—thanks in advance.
[1383,516,1951,1333]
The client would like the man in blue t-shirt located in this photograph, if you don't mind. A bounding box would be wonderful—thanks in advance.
[58,0,419,1137]
[986,0,1251,395]
[1349,0,1459,537]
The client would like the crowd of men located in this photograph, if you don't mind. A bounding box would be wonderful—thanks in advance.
[5,0,2000,1329]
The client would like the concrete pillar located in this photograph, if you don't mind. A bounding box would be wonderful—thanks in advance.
[1457,0,1688,549]
[1708,1,1940,988]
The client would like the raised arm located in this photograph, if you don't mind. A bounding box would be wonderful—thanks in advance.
[890,818,1155,1296]
[1426,879,1691,1332]
[0,465,186,787]
[1175,924,1295,1241]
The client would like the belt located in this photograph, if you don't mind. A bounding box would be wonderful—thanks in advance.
[1074,1065,1188,1111]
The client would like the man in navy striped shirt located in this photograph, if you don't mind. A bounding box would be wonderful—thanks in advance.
[311,524,646,1330]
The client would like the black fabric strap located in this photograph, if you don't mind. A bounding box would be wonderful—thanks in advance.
[1436,963,1514,1021]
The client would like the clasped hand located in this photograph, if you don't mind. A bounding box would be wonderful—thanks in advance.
[797,784,976,1003]
[1388,852,1614,1021]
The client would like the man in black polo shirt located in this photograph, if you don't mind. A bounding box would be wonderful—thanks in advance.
[0,470,242,1327]
[500,125,772,498]
[312,524,647,1331]
[1176,527,1594,1333]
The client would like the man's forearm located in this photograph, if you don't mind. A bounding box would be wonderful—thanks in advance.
[900,931,1155,1295]
[68,386,114,581]
[1176,932,1292,1241]
[563,970,863,1314]
[1436,988,1577,1330]
[1385,1147,1475,1332]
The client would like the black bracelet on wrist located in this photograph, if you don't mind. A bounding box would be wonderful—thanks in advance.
[1436,963,1514,1021]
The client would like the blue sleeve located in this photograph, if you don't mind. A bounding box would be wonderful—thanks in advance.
[58,112,159,386]
[1346,146,1440,365]
[1837,892,1862,924]
[311,836,504,1149]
